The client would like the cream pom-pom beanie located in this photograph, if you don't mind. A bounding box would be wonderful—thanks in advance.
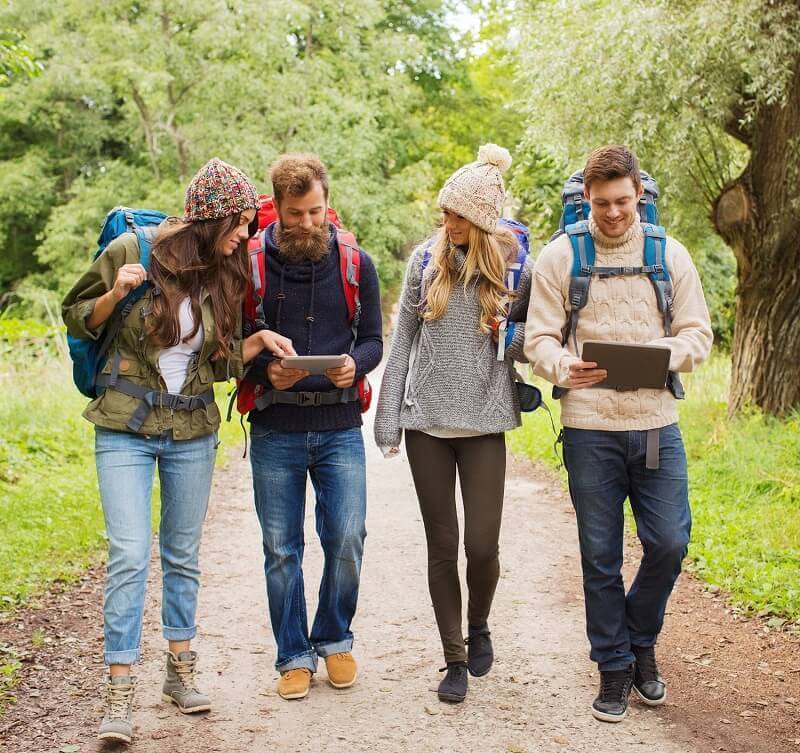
[437,144,512,232]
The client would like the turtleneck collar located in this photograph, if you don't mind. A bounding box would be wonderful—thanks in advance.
[588,214,642,250]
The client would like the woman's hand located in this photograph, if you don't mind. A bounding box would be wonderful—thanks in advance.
[261,330,296,358]
[242,330,296,364]
[110,264,148,303]
[86,264,148,330]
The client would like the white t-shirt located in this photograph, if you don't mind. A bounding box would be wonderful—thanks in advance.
[157,297,204,393]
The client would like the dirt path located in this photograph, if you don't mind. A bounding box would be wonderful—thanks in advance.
[2,404,799,752]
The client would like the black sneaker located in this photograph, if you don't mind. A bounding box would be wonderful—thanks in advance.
[465,623,493,677]
[632,644,666,706]
[591,664,634,722]
[437,662,468,703]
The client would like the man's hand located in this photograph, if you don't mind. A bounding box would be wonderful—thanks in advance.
[267,359,309,390]
[325,354,356,388]
[564,360,607,390]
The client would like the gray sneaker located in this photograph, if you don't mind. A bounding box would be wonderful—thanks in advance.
[98,675,135,743]
[161,650,211,713]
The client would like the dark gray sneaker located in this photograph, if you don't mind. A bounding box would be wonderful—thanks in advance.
[98,675,135,743]
[161,651,211,714]
[591,664,634,722]
[465,623,493,677]
[632,644,666,705]
[437,662,468,703]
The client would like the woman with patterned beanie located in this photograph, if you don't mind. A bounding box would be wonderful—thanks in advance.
[62,158,295,743]
[374,145,534,703]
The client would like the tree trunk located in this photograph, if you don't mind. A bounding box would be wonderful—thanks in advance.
[713,55,800,417]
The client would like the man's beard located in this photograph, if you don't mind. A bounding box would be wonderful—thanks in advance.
[276,222,331,264]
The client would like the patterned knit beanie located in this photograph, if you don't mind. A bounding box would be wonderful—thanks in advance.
[183,158,260,222]
[438,144,512,233]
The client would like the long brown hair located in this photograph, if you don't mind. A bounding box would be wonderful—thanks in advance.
[146,214,250,360]
[422,223,518,333]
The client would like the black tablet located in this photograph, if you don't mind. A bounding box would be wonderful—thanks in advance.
[581,340,671,391]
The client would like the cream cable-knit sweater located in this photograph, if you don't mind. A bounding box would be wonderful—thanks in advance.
[524,216,713,431]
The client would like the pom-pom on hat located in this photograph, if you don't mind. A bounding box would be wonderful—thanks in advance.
[437,144,512,232]
[183,158,260,222]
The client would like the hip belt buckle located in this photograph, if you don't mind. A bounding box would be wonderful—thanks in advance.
[297,391,322,407]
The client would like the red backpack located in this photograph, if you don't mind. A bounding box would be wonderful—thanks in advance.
[235,195,372,415]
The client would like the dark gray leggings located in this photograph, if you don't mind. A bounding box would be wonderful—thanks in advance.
[405,430,506,664]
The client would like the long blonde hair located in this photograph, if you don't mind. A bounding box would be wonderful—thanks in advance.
[422,224,519,333]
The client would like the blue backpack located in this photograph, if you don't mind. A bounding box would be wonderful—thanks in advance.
[67,207,166,398]
[551,171,684,400]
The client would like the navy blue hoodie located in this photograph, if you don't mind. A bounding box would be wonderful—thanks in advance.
[244,222,383,432]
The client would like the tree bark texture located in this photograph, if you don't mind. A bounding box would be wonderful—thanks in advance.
[713,54,800,417]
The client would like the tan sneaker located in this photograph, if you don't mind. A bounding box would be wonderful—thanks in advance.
[277,668,312,700]
[324,652,357,689]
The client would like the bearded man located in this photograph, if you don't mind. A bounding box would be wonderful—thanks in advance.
[243,154,382,701]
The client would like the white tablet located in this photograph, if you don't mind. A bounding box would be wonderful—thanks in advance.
[280,355,347,375]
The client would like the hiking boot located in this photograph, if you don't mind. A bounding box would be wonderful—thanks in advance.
[277,668,312,700]
[632,644,666,705]
[437,662,468,703]
[161,651,211,714]
[465,623,493,677]
[591,664,634,722]
[324,652,358,689]
[98,675,135,743]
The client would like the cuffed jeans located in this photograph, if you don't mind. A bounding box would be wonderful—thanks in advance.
[563,424,691,671]
[249,426,367,673]
[94,427,216,666]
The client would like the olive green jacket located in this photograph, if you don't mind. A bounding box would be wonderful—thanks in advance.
[62,232,244,440]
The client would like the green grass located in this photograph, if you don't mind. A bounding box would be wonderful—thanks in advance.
[0,352,243,612]
[509,355,800,623]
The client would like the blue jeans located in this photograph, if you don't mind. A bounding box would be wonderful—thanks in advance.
[95,427,217,665]
[249,427,367,672]
[562,424,691,671]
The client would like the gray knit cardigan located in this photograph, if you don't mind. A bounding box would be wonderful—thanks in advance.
[374,244,534,449]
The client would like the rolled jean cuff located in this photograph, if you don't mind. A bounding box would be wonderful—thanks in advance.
[104,648,140,666]
[162,624,198,642]
[276,650,317,674]
[314,638,353,658]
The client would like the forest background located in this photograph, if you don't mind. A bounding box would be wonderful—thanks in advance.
[0,0,798,709]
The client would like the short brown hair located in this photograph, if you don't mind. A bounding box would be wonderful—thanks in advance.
[270,154,329,203]
[583,145,641,193]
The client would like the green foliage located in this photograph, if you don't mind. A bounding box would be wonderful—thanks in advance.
[0,0,490,299]
[509,355,800,622]
[0,322,249,611]
[0,28,41,86]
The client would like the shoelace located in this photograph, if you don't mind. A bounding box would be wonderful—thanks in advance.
[635,649,659,681]
[600,671,631,702]
[107,682,134,717]
[172,657,198,691]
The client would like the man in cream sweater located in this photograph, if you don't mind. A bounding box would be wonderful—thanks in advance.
[525,145,712,723]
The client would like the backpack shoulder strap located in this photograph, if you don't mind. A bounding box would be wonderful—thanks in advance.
[563,220,595,351]
[245,231,268,333]
[336,229,361,351]
[641,223,685,399]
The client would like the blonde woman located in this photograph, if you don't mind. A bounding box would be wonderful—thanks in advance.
[374,145,533,703]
